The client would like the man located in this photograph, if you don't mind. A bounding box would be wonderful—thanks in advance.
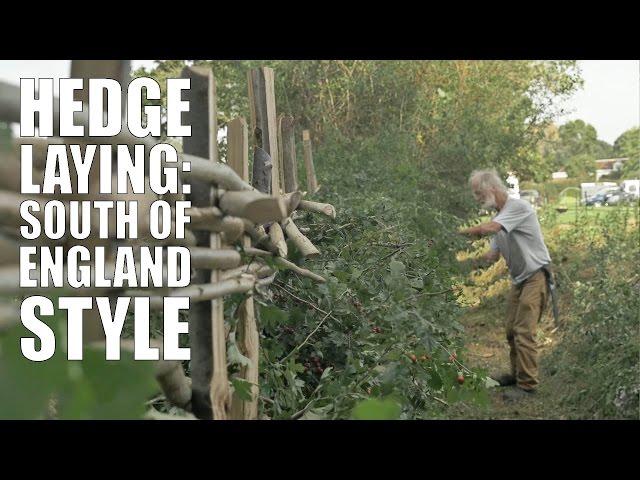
[459,169,551,402]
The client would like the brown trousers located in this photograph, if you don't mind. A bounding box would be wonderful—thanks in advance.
[505,270,548,391]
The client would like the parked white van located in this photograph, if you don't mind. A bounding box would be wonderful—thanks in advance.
[620,179,640,199]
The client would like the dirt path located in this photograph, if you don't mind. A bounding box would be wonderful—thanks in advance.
[446,260,571,419]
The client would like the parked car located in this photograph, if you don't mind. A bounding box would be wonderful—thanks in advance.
[603,188,636,206]
[585,191,611,207]
[586,188,633,206]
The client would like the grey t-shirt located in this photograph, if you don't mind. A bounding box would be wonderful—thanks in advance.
[489,197,551,285]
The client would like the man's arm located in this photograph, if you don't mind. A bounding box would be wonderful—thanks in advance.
[458,221,503,238]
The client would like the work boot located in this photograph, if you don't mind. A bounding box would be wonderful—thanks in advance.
[492,373,517,387]
[502,387,536,403]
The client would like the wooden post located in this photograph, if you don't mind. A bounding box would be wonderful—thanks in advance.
[302,130,319,194]
[247,68,280,195]
[227,117,260,420]
[276,115,286,192]
[280,115,298,193]
[227,118,249,182]
[182,66,229,420]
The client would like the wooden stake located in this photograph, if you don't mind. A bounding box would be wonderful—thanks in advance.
[248,67,280,195]
[280,115,299,193]
[227,116,260,420]
[302,130,319,194]
[182,66,229,420]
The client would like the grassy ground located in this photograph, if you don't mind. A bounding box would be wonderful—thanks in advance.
[552,203,636,224]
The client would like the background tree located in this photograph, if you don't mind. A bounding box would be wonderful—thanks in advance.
[613,127,640,178]
[134,60,582,207]
[538,119,614,179]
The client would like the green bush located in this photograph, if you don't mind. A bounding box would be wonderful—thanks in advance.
[546,206,640,418]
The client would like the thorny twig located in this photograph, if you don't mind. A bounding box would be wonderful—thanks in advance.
[273,281,344,327]
[290,384,326,420]
[411,373,449,407]
[280,310,332,364]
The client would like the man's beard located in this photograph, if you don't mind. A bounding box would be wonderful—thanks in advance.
[482,192,497,209]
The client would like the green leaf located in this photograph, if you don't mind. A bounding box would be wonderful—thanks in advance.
[427,370,443,390]
[231,377,254,402]
[259,305,289,329]
[57,348,156,420]
[352,398,401,420]
[320,366,333,380]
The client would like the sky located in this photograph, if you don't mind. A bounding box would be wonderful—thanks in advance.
[0,60,638,144]
[555,60,639,144]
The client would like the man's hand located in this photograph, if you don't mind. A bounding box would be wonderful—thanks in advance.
[477,249,500,269]
[458,226,482,239]
[458,221,503,238]
[459,250,500,272]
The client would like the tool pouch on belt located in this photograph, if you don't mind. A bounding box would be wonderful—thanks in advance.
[541,264,559,324]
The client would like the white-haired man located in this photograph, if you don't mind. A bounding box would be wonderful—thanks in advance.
[459,169,552,401]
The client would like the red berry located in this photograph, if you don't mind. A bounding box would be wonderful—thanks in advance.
[457,374,465,385]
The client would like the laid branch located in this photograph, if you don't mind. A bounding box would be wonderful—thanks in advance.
[256,272,277,288]
[282,191,304,216]
[218,189,287,224]
[242,221,279,254]
[187,205,224,225]
[241,246,273,257]
[220,262,273,281]
[188,213,245,244]
[189,248,241,270]
[282,217,320,257]
[268,222,288,257]
[179,153,253,192]
[155,361,193,411]
[273,257,326,283]
[130,274,256,310]
[297,200,336,220]
[236,247,326,283]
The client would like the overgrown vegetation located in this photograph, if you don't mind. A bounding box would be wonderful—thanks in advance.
[251,131,492,419]
[543,205,639,418]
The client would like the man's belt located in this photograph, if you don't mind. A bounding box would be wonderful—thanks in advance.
[541,264,559,325]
